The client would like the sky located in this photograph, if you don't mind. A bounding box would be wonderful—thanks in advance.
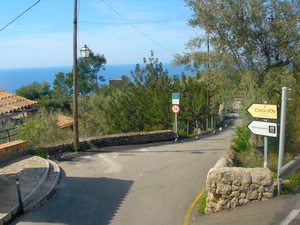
[0,0,204,69]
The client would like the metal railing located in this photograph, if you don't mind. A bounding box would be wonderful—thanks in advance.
[0,127,18,143]
[279,154,300,181]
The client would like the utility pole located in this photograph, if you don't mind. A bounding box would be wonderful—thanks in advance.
[73,0,79,150]
[206,31,210,130]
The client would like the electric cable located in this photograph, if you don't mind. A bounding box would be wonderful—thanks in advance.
[101,0,176,54]
[0,0,41,32]
[79,17,189,25]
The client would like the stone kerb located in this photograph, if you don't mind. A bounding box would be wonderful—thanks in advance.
[205,149,275,214]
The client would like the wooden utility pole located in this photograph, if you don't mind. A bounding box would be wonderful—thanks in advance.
[73,0,79,150]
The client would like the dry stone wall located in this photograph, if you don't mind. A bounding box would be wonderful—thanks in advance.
[42,130,176,155]
[205,149,275,214]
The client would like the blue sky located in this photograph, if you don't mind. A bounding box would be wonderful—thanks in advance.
[0,0,203,69]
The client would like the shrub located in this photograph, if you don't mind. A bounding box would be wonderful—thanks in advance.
[281,172,300,195]
[231,126,251,152]
[18,108,71,149]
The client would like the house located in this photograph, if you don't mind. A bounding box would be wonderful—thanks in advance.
[0,90,38,126]
[109,75,130,88]
[57,115,73,132]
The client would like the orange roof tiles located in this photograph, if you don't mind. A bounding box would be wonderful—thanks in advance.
[57,115,73,128]
[0,90,38,116]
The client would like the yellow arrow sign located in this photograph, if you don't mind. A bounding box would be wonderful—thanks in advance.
[247,104,278,119]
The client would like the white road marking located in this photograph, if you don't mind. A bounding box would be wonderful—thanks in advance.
[97,154,122,173]
[280,209,300,225]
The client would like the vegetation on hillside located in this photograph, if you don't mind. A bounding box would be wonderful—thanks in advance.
[15,50,217,148]
[13,0,299,169]
[174,0,299,170]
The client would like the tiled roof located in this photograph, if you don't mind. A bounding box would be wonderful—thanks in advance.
[57,115,73,128]
[0,90,38,116]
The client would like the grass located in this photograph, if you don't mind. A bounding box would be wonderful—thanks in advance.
[281,171,300,195]
[198,192,207,215]
[235,148,300,195]
[236,148,295,172]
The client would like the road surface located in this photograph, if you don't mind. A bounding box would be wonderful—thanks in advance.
[12,125,235,225]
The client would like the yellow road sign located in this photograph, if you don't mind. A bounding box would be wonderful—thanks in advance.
[247,104,278,120]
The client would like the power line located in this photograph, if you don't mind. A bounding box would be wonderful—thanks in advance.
[79,17,189,25]
[101,0,176,54]
[0,0,41,32]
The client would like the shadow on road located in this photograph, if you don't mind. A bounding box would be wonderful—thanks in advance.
[12,169,134,225]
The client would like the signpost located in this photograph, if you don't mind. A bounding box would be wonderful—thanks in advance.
[172,93,180,105]
[247,121,277,138]
[247,103,278,169]
[172,93,180,142]
[247,103,278,120]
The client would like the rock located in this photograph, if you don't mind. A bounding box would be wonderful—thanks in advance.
[230,191,240,198]
[239,199,250,206]
[263,192,274,199]
[248,190,258,200]
[216,183,232,195]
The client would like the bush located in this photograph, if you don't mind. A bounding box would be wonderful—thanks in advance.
[18,108,71,149]
[231,126,251,152]
[281,172,300,195]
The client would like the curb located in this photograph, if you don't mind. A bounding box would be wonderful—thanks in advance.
[24,159,61,211]
[0,156,50,225]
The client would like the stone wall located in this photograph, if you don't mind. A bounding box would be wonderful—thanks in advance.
[0,140,28,163]
[205,149,275,214]
[42,130,176,155]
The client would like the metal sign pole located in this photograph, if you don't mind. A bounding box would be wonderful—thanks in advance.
[16,178,24,215]
[175,113,178,142]
[278,87,288,196]
[264,137,268,168]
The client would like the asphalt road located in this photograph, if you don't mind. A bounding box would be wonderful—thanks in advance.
[11,124,236,225]
[189,188,300,225]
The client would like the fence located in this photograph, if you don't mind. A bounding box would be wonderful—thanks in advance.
[0,127,19,143]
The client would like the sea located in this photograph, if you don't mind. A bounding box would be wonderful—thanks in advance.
[0,63,193,94]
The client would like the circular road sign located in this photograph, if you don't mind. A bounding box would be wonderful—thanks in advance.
[172,105,180,114]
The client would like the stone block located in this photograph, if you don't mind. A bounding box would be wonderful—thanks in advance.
[239,193,246,199]
[250,184,260,191]
[263,192,274,199]
[248,190,258,200]
[251,168,273,186]
[239,199,250,206]
[258,186,264,193]
[230,197,239,208]
[230,191,240,198]
[232,184,239,191]
[216,183,232,195]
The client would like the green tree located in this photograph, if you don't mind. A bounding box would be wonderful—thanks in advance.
[175,0,299,149]
[105,52,174,133]
[180,74,207,133]
[50,72,72,110]
[16,81,51,106]
[52,52,107,99]
[78,93,107,137]
[65,52,107,95]
[175,0,299,104]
